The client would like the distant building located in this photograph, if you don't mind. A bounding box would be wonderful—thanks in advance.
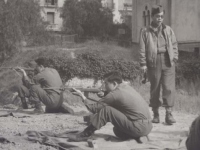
[132,0,200,52]
[38,0,64,31]
[37,0,133,33]
[102,0,132,28]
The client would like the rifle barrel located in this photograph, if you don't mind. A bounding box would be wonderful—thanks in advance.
[44,86,102,93]
[67,87,101,93]
[0,67,34,71]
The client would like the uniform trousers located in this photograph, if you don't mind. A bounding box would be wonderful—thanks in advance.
[90,106,152,139]
[16,84,69,113]
[15,84,30,98]
[148,52,175,108]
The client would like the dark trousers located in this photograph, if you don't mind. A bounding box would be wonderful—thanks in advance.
[91,106,152,139]
[148,53,175,108]
[29,85,61,110]
[15,84,31,108]
[16,84,70,113]
[15,84,30,98]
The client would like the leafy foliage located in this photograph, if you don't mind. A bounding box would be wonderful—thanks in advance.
[176,57,200,84]
[61,0,113,37]
[36,52,141,82]
[0,0,49,62]
[37,50,200,88]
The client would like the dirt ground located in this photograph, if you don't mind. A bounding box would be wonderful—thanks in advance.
[0,105,197,150]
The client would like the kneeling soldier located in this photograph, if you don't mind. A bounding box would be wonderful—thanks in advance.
[71,71,153,142]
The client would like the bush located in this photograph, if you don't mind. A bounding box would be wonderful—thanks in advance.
[61,0,113,37]
[37,52,141,82]
[176,54,200,85]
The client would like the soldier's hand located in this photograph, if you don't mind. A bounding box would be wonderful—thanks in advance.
[140,66,147,73]
[72,88,86,102]
[15,67,27,76]
[60,85,65,91]
[97,91,105,98]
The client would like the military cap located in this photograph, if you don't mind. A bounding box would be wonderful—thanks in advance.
[151,5,164,16]
[27,60,37,68]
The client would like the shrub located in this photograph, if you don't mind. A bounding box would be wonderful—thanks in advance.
[176,54,200,86]
[61,0,113,37]
[37,52,141,82]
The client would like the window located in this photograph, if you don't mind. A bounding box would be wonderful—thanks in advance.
[47,12,55,24]
[45,0,57,5]
[143,6,150,26]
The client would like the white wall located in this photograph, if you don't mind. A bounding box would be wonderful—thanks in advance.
[39,0,64,31]
[171,0,200,42]
[113,0,132,23]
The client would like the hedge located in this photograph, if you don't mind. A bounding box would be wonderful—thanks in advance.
[35,51,200,87]
[37,52,141,82]
[176,59,200,84]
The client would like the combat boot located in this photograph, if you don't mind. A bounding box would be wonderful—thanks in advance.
[152,107,160,123]
[21,97,28,109]
[34,102,44,114]
[83,114,94,125]
[165,107,176,125]
[69,124,96,142]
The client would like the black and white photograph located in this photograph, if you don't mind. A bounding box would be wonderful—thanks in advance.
[0,0,199,149]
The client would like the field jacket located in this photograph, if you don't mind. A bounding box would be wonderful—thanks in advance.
[139,24,178,67]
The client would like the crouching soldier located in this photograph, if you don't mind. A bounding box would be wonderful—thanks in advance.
[71,71,153,142]
[16,58,70,113]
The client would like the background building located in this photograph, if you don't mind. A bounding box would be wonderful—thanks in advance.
[102,0,132,28]
[38,0,64,31]
[38,0,133,33]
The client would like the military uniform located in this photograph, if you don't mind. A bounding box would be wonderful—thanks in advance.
[85,83,152,139]
[139,23,178,124]
[17,67,67,113]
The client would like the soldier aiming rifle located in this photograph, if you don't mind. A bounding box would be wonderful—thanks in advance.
[12,59,103,113]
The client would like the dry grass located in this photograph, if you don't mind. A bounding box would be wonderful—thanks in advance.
[133,80,200,114]
[174,93,200,114]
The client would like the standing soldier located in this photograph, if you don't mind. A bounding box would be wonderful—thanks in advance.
[139,5,178,125]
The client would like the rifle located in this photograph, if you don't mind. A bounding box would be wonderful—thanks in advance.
[62,86,105,104]
[43,86,102,93]
[44,86,103,103]
[0,67,34,71]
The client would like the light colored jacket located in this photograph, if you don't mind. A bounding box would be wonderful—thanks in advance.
[139,24,178,67]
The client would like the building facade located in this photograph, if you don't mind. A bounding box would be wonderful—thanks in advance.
[38,0,64,31]
[37,0,133,32]
[132,0,200,50]
[102,0,132,28]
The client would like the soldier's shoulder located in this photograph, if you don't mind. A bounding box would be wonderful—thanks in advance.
[140,26,150,34]
[164,25,173,31]
[164,25,175,34]
[141,27,147,32]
